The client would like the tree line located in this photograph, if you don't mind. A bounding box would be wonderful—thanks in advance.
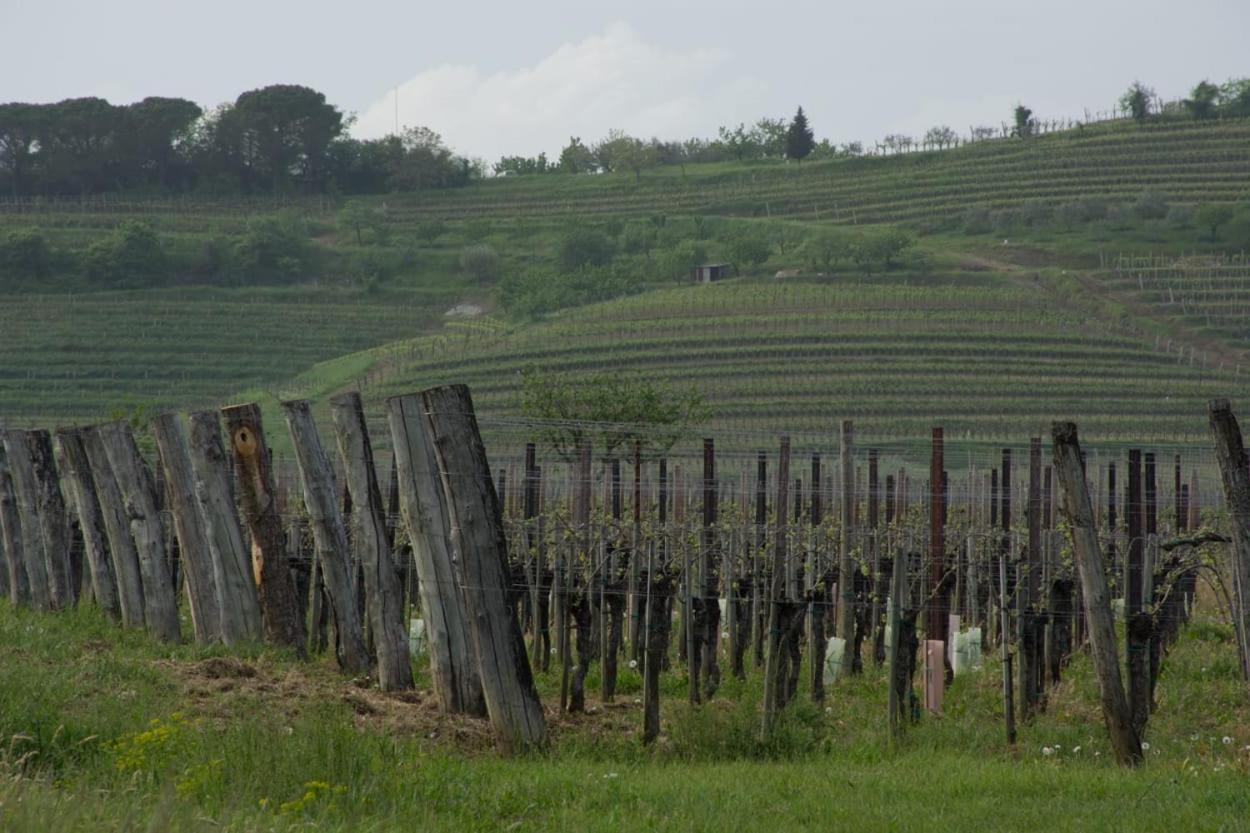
[0,85,477,198]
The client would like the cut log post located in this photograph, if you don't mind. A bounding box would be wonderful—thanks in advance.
[282,400,371,675]
[1052,421,1142,767]
[837,421,856,676]
[220,403,306,656]
[0,444,30,606]
[96,421,180,643]
[81,427,146,627]
[2,431,51,610]
[761,436,792,739]
[387,393,485,715]
[186,411,263,643]
[329,392,414,692]
[25,431,74,609]
[152,414,222,643]
[53,429,120,622]
[1207,399,1250,682]
[420,384,545,752]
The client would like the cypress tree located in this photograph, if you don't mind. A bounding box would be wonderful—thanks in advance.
[785,107,815,162]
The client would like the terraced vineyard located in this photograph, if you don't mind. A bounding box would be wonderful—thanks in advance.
[3,118,1249,236]
[0,285,449,426]
[1103,253,1250,360]
[349,279,1239,448]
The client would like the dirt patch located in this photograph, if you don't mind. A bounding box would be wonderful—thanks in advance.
[193,657,257,680]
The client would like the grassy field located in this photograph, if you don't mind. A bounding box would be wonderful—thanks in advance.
[1,597,1248,831]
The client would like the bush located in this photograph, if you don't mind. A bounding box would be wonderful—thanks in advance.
[232,214,311,282]
[1017,200,1052,228]
[726,228,771,270]
[558,226,615,271]
[619,221,658,256]
[1166,205,1196,229]
[0,230,52,282]
[85,222,166,288]
[803,231,853,273]
[458,244,501,284]
[657,240,708,282]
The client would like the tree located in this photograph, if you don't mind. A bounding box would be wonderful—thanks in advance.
[337,200,386,246]
[726,228,770,270]
[716,123,760,161]
[1013,104,1036,138]
[1120,82,1155,122]
[752,117,788,157]
[85,221,166,287]
[0,103,46,197]
[558,226,615,271]
[784,107,815,162]
[1218,78,1250,117]
[558,136,595,173]
[220,84,344,192]
[519,366,709,460]
[459,244,500,284]
[416,219,447,247]
[124,97,202,189]
[804,230,853,274]
[923,126,957,149]
[1184,81,1220,119]
[1196,204,1234,242]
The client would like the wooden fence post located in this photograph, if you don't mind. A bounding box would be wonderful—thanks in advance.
[81,427,146,628]
[1052,422,1142,767]
[387,393,485,715]
[1207,399,1250,681]
[97,421,181,643]
[25,431,74,610]
[837,421,856,677]
[2,431,51,610]
[152,414,223,643]
[53,429,121,622]
[220,403,306,656]
[282,400,371,674]
[0,444,30,606]
[420,384,545,752]
[329,392,413,692]
[186,412,263,643]
[761,436,791,739]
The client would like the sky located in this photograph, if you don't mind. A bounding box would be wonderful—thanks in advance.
[4,0,1248,161]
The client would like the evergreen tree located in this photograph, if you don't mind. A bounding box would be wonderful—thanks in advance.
[784,107,815,162]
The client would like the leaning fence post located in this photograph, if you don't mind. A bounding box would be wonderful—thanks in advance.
[220,403,306,656]
[26,430,74,610]
[1207,399,1250,682]
[387,393,486,715]
[2,431,51,610]
[419,384,546,752]
[153,413,223,643]
[97,421,181,643]
[0,444,30,606]
[329,392,414,692]
[282,400,371,675]
[81,427,146,628]
[1052,421,1142,767]
[53,428,121,622]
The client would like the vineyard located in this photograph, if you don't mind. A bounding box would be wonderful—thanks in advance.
[335,280,1243,448]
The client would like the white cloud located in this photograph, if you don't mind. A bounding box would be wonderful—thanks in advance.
[354,23,770,162]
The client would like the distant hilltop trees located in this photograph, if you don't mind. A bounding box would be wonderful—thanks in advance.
[2,77,1248,198]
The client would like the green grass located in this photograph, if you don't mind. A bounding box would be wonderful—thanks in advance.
[1,597,1249,831]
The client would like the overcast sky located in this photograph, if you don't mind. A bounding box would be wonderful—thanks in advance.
[5,0,1248,161]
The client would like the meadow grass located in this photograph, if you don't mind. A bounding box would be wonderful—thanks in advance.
[1,600,1248,831]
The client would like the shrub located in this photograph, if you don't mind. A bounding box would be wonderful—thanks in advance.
[232,214,311,282]
[726,228,771,270]
[1130,191,1170,221]
[1166,205,1195,229]
[85,222,166,288]
[459,244,501,284]
[1017,200,1052,228]
[558,226,615,271]
[961,207,992,234]
[0,229,52,282]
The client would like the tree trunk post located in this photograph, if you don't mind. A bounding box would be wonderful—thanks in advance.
[53,428,120,621]
[220,403,306,656]
[0,444,30,607]
[81,427,146,628]
[25,431,74,610]
[329,392,414,692]
[1052,421,1142,767]
[419,384,546,751]
[1207,399,1250,681]
[186,411,263,643]
[152,414,223,643]
[282,400,372,674]
[96,421,181,643]
[3,431,51,610]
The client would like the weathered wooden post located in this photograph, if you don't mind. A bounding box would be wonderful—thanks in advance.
[1207,399,1250,681]
[419,384,545,751]
[698,437,720,701]
[220,403,306,655]
[927,428,947,679]
[282,400,371,674]
[152,414,223,643]
[761,436,791,739]
[837,420,856,677]
[96,421,181,643]
[387,393,486,714]
[0,445,30,606]
[3,431,51,610]
[53,429,120,622]
[81,427,146,627]
[1125,448,1151,734]
[186,412,263,643]
[1052,422,1142,767]
[329,392,414,692]
[1021,436,1044,716]
[25,431,74,610]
